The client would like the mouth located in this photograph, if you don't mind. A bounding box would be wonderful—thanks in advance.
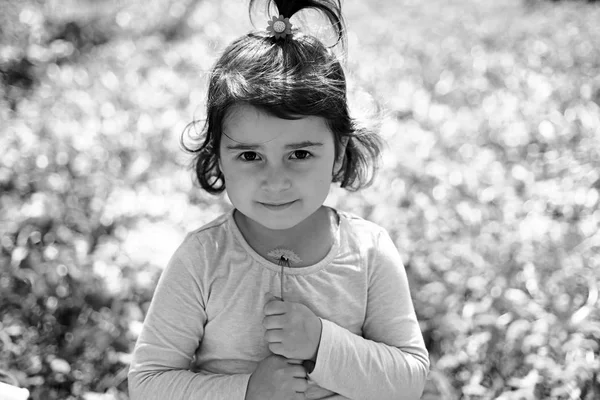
[260,200,297,210]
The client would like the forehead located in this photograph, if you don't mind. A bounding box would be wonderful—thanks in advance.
[222,104,332,145]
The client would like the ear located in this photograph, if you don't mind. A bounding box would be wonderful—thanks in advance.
[333,136,349,174]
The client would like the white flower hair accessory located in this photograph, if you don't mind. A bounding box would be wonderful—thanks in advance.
[266,15,293,39]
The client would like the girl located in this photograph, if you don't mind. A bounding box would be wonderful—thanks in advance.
[128,0,430,399]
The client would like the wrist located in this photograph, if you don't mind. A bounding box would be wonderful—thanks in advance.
[310,317,322,362]
[244,372,256,400]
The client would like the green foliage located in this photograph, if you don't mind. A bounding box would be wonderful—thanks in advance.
[334,1,600,399]
[1,0,600,399]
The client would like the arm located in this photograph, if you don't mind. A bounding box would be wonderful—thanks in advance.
[127,240,251,400]
[308,229,430,400]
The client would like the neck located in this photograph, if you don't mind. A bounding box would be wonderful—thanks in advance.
[235,207,324,247]
[234,206,337,267]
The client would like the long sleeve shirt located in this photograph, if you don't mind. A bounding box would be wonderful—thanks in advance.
[128,207,429,399]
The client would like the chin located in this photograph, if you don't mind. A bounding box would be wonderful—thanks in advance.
[240,208,305,232]
[235,200,322,232]
[255,214,303,231]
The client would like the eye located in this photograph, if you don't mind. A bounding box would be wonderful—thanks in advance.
[239,152,260,162]
[290,150,312,160]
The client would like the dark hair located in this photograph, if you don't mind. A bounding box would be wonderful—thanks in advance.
[181,0,383,194]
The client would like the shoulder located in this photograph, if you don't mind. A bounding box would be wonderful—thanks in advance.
[170,210,234,265]
[188,210,231,240]
[337,208,387,242]
[335,208,392,263]
[335,209,406,282]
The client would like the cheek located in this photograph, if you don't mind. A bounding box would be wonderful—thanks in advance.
[223,171,253,204]
[223,168,251,188]
[307,160,335,186]
[220,161,249,189]
[221,158,242,178]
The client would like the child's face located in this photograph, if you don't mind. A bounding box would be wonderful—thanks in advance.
[219,104,340,231]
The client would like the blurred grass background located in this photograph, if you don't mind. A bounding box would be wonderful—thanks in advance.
[1,0,600,399]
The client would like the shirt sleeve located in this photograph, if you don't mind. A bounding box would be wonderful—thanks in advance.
[127,238,251,400]
[307,228,430,400]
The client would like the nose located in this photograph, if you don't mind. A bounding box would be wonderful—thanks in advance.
[261,163,291,193]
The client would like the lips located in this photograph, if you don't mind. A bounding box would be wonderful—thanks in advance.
[260,200,297,210]
[263,201,295,206]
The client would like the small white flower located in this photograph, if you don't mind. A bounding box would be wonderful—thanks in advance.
[267,248,303,264]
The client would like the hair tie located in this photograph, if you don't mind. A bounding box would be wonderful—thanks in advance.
[267,15,293,39]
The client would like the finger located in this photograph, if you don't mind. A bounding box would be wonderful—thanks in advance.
[268,342,284,356]
[293,377,309,393]
[264,328,283,343]
[289,365,307,378]
[264,292,284,304]
[263,314,286,329]
[265,292,277,300]
[267,354,287,362]
[264,299,286,316]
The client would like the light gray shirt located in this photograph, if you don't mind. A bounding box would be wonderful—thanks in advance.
[128,208,429,399]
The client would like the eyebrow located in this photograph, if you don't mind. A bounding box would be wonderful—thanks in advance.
[225,141,324,151]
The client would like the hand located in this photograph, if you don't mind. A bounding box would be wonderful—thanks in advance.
[245,354,308,400]
[263,296,322,360]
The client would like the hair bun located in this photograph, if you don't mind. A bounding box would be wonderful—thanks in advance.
[250,0,345,45]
